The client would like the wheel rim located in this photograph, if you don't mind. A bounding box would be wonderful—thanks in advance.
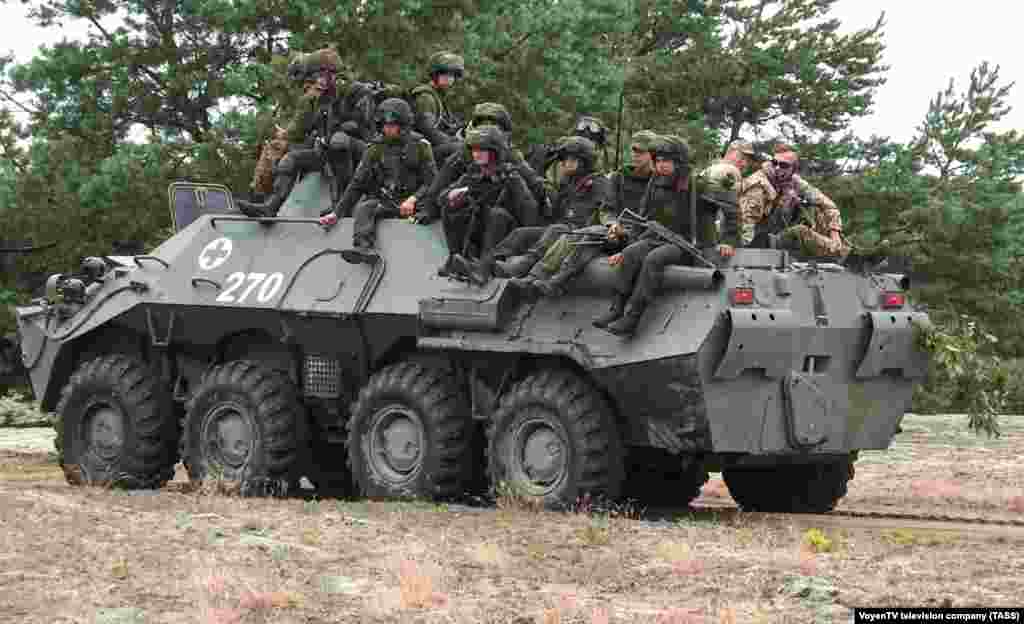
[82,400,125,462]
[202,402,256,470]
[367,404,424,484]
[510,413,569,496]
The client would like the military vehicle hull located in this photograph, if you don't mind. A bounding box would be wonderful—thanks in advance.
[15,174,929,510]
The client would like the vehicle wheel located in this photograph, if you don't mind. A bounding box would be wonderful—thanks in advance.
[183,360,308,496]
[347,362,472,500]
[624,448,708,508]
[55,355,177,488]
[488,369,624,509]
[723,457,853,513]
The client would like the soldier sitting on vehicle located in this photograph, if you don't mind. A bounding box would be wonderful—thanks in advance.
[412,51,466,165]
[453,136,612,293]
[439,125,539,272]
[694,138,758,257]
[317,98,437,264]
[740,144,848,258]
[421,102,546,228]
[237,48,371,218]
[597,135,721,336]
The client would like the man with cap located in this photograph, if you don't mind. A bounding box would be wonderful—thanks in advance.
[739,143,848,257]
[598,135,719,335]
[412,51,466,165]
[238,48,370,218]
[694,138,758,257]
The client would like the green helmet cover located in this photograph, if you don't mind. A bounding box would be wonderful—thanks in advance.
[472,102,512,133]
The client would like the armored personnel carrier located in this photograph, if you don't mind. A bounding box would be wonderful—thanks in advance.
[14,173,929,511]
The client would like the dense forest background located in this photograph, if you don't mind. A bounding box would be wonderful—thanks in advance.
[1,0,1022,420]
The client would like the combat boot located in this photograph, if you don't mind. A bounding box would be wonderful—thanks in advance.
[604,297,648,337]
[592,293,629,328]
[494,254,538,278]
[236,170,295,218]
[341,236,379,265]
[449,254,494,286]
[533,268,573,298]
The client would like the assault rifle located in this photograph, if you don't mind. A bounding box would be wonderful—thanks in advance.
[618,208,716,269]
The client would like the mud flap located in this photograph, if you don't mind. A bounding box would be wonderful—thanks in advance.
[783,372,828,448]
[714,308,802,379]
[855,311,930,379]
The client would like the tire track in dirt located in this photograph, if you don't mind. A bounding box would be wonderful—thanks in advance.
[663,501,1024,539]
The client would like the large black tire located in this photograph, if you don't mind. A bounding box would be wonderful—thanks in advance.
[183,360,308,496]
[55,355,177,488]
[487,369,624,509]
[624,448,708,508]
[347,362,472,500]
[723,458,854,513]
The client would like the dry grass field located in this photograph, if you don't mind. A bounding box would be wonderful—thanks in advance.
[1,413,1022,624]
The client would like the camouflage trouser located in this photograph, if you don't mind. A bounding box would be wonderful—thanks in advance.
[251,128,290,194]
[782,225,850,258]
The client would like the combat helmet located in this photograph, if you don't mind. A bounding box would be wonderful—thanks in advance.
[558,135,598,170]
[375,98,414,128]
[465,124,507,156]
[428,51,466,79]
[574,115,608,147]
[471,102,513,134]
[287,48,342,82]
[655,134,691,178]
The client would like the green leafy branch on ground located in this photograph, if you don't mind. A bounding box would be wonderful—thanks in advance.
[914,314,1010,437]
[0,389,51,428]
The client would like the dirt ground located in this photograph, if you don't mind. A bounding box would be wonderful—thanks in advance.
[1,414,1022,624]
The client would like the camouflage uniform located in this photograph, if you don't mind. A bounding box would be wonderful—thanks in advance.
[328,99,437,264]
[412,52,465,165]
[440,125,539,266]
[694,155,745,248]
[420,102,545,223]
[251,126,290,195]
[739,161,848,257]
[238,49,372,217]
[602,135,715,336]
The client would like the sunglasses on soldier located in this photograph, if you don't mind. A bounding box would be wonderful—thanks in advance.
[771,159,795,170]
[473,115,499,126]
[576,119,602,134]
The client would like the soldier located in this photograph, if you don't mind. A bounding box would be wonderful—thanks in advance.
[453,135,612,286]
[693,138,757,257]
[317,98,437,264]
[237,48,370,218]
[457,136,611,294]
[421,102,546,225]
[597,135,718,336]
[534,115,612,195]
[412,51,466,165]
[440,125,539,269]
[739,144,848,258]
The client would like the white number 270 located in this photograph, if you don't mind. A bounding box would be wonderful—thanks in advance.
[215,272,285,304]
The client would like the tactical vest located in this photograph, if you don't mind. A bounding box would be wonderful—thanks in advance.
[366,133,432,198]
[552,173,608,228]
